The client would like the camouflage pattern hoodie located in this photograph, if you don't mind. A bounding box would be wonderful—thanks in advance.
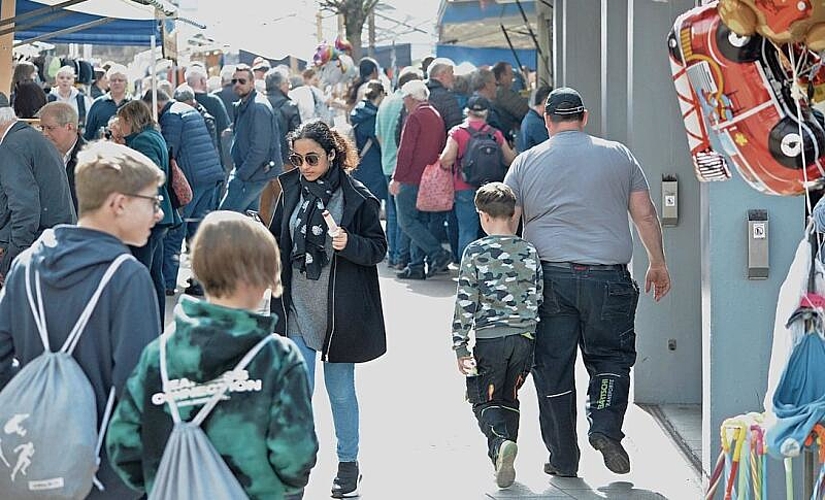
[452,234,543,358]
[106,295,318,499]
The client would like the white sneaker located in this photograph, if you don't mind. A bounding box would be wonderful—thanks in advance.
[495,440,518,488]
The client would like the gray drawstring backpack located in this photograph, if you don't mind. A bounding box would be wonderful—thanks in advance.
[148,330,276,500]
[0,254,132,499]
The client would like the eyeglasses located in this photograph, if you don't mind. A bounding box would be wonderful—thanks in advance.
[231,78,248,85]
[289,152,322,167]
[125,193,163,213]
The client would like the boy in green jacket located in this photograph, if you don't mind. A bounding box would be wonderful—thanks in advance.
[106,210,318,499]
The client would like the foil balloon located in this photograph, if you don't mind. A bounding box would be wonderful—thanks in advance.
[667,2,825,196]
[334,36,353,54]
[719,0,825,51]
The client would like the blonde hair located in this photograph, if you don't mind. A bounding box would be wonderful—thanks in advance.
[191,211,283,299]
[75,141,165,216]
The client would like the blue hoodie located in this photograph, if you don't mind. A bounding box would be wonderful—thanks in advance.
[0,225,160,499]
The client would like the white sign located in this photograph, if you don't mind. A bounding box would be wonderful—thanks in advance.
[664,195,676,207]
[752,223,766,239]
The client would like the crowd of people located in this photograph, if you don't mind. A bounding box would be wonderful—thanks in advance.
[0,51,672,500]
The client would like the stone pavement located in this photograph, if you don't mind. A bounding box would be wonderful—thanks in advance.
[167,258,704,500]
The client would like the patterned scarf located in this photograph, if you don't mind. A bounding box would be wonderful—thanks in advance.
[291,165,344,280]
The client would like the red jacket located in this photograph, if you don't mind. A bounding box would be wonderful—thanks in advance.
[393,102,446,185]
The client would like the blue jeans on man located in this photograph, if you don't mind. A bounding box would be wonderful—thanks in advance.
[394,183,451,275]
[219,170,270,213]
[532,263,639,476]
[453,188,480,260]
[163,182,221,290]
[385,175,410,266]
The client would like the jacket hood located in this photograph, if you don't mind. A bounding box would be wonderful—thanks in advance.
[28,225,131,289]
[350,100,377,126]
[167,295,277,377]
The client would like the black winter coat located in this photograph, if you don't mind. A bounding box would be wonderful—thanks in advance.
[269,168,388,363]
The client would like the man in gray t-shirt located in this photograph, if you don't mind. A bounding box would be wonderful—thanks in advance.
[504,87,671,478]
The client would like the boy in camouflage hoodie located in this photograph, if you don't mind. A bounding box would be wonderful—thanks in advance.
[451,182,543,489]
[106,211,318,499]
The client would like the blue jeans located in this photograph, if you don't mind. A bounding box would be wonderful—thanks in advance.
[532,263,639,475]
[290,335,359,462]
[129,226,168,330]
[163,183,221,289]
[454,188,480,260]
[219,171,269,213]
[395,183,443,271]
[385,176,410,264]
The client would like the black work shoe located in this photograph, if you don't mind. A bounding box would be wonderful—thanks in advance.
[396,266,426,280]
[543,461,577,477]
[589,433,630,474]
[495,440,518,488]
[427,249,452,277]
[164,288,177,297]
[331,461,361,498]
[184,282,204,296]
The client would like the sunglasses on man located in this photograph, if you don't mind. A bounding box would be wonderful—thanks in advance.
[231,78,248,85]
[289,152,322,167]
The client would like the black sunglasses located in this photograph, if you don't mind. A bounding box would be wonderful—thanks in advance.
[289,152,322,167]
[231,78,248,85]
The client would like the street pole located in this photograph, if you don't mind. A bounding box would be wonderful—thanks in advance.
[368,10,375,58]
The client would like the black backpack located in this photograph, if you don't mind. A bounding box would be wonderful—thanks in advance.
[461,125,506,187]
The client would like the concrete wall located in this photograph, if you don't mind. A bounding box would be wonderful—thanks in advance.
[553,0,808,494]
[627,0,702,405]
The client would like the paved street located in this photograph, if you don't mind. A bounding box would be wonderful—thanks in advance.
[168,259,703,500]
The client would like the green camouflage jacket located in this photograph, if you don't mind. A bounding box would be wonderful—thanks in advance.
[106,295,318,499]
[452,234,543,358]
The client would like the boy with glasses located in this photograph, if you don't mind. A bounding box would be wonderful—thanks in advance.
[0,141,164,499]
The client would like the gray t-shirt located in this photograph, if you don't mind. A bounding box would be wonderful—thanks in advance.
[504,130,649,265]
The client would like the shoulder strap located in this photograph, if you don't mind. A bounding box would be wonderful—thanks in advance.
[160,331,275,426]
[25,253,133,354]
[62,254,135,354]
[77,94,86,125]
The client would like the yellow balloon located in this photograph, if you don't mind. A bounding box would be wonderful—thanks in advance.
[718,0,825,46]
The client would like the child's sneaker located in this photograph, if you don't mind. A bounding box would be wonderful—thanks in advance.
[495,440,518,488]
[331,461,361,498]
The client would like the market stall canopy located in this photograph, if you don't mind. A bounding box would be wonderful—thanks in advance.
[9,0,169,46]
[436,0,538,69]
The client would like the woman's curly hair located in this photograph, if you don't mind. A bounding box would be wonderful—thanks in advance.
[287,120,358,173]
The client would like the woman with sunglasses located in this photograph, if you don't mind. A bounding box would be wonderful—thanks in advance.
[117,100,180,327]
[269,119,387,499]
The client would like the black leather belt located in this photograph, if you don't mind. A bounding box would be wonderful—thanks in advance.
[542,261,627,271]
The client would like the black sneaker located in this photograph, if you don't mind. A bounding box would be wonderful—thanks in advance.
[543,461,577,477]
[427,249,452,277]
[396,266,426,280]
[184,281,205,297]
[331,461,361,498]
[589,433,630,474]
[495,440,518,488]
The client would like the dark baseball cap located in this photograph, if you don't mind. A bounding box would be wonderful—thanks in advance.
[466,95,491,112]
[545,87,585,116]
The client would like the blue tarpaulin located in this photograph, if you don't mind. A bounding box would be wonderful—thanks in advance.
[436,0,538,69]
[12,0,160,46]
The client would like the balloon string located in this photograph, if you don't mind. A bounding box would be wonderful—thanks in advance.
[787,43,815,218]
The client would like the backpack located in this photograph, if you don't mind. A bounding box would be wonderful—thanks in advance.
[0,254,133,499]
[460,125,507,187]
[148,330,276,500]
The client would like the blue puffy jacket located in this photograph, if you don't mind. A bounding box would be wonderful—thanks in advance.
[158,101,224,188]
